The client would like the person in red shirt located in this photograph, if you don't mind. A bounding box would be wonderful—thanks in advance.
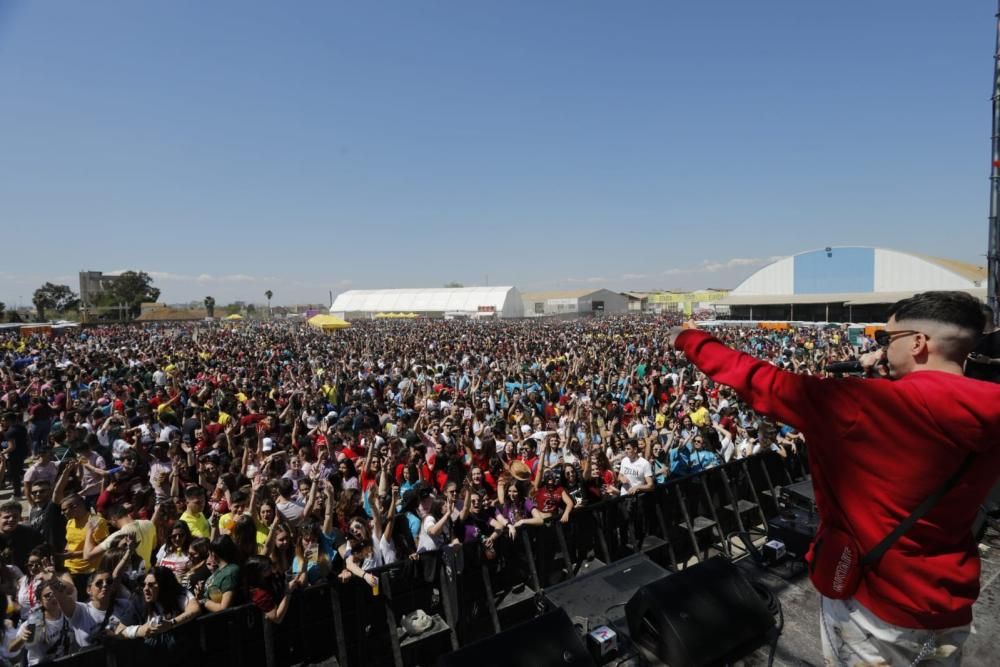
[533,468,573,523]
[669,291,1000,666]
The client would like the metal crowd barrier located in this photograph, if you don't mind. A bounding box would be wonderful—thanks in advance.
[45,449,807,667]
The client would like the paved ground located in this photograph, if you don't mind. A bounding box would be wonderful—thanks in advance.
[742,531,1000,666]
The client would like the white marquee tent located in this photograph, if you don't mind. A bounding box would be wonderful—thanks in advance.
[330,286,523,320]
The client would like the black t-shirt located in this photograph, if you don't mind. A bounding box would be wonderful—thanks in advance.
[0,524,44,572]
[28,502,66,552]
[182,417,200,442]
[966,330,1000,383]
[3,424,28,460]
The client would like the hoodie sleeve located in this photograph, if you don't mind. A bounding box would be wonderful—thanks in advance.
[675,330,860,436]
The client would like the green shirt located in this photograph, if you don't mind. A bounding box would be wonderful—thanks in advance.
[204,562,240,603]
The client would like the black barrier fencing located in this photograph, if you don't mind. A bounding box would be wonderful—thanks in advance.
[42,450,807,667]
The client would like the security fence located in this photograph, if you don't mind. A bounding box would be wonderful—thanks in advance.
[47,450,807,667]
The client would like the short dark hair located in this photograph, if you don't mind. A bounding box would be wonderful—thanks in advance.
[887,291,985,334]
[107,505,130,521]
[208,534,242,565]
[0,500,22,516]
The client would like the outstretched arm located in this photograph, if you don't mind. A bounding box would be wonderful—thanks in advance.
[670,328,859,436]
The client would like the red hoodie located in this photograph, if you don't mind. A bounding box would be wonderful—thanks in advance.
[676,329,1000,629]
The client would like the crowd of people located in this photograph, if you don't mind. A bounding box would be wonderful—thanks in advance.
[0,316,856,664]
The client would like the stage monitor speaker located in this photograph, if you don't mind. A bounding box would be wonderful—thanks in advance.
[625,557,775,667]
[436,608,596,667]
[767,507,819,559]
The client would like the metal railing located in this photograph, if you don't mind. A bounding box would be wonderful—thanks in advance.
[46,450,807,667]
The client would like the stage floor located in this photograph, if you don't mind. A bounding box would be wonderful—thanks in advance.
[741,531,1000,666]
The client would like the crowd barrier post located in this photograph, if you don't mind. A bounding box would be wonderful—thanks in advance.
[550,519,574,578]
[590,502,612,564]
[716,466,750,539]
[328,581,350,667]
[477,543,503,634]
[378,568,407,667]
[650,487,680,571]
[517,528,541,590]
[695,472,731,557]
[438,547,462,651]
[261,615,278,667]
[737,458,772,528]
[672,479,710,562]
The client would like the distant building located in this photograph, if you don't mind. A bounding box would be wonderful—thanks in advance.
[716,247,986,322]
[646,289,731,315]
[620,290,730,315]
[520,289,627,317]
[78,271,124,321]
[330,286,523,320]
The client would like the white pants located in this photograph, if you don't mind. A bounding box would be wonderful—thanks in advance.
[820,596,971,666]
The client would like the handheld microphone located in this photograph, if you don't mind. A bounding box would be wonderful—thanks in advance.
[825,361,864,374]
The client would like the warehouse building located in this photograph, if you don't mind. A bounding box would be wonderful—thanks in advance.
[330,286,523,320]
[521,289,627,318]
[716,247,986,322]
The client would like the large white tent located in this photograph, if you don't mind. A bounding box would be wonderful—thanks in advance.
[330,286,523,320]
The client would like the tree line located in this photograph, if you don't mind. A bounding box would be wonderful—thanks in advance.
[2,272,278,323]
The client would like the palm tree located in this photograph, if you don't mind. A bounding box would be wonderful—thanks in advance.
[265,290,273,318]
[204,296,216,319]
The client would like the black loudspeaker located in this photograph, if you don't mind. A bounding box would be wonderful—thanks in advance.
[625,557,775,667]
[436,608,596,667]
[767,507,819,559]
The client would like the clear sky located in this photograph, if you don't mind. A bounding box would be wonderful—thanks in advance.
[0,1,993,307]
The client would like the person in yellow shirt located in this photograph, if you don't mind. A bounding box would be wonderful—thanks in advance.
[654,404,669,430]
[84,505,157,570]
[216,490,250,538]
[60,493,108,598]
[179,486,211,539]
[688,396,711,428]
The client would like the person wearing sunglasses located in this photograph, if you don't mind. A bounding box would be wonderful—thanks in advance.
[10,578,83,664]
[669,291,1000,666]
[14,546,74,621]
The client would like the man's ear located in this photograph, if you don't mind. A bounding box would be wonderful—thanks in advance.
[912,332,931,358]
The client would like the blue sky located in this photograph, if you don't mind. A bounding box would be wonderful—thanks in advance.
[0,1,993,306]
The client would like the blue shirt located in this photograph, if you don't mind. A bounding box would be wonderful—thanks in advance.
[669,447,691,476]
[688,449,720,473]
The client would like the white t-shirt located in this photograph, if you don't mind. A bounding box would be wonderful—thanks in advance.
[276,498,305,525]
[158,425,179,443]
[417,515,446,553]
[718,433,735,463]
[21,606,94,665]
[156,545,191,580]
[618,456,652,496]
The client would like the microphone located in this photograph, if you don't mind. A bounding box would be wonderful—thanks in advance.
[825,361,864,374]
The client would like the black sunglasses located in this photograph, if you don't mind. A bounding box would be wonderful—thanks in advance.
[873,329,925,347]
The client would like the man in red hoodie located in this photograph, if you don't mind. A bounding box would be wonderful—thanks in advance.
[668,291,1000,665]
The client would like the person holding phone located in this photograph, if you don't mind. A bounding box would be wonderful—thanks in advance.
[10,578,82,665]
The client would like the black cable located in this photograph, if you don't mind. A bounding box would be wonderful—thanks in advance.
[604,601,627,616]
